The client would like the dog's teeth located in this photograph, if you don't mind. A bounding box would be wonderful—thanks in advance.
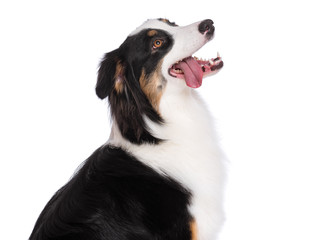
[194,56,198,60]
[209,59,214,65]
[217,51,220,58]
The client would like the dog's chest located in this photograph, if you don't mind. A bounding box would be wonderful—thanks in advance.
[139,138,224,239]
[132,99,225,239]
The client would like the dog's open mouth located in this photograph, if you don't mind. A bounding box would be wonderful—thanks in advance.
[168,53,223,88]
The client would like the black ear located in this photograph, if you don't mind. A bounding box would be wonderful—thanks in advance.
[96,49,119,99]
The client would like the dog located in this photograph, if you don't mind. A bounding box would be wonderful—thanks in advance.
[29,18,225,240]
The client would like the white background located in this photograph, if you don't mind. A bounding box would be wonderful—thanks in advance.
[1,0,332,239]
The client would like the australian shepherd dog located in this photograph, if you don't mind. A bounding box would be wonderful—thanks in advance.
[29,18,225,240]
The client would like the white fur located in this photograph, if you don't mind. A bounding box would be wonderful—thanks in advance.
[109,19,226,240]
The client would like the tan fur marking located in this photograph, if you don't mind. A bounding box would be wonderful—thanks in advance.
[147,30,157,37]
[190,221,198,240]
[139,61,165,113]
[114,62,124,93]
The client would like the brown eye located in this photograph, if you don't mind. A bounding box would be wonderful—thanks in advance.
[153,39,164,49]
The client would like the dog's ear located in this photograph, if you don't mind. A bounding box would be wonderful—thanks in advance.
[96,48,163,144]
[96,49,121,99]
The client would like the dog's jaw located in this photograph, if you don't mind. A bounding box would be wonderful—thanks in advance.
[161,20,214,91]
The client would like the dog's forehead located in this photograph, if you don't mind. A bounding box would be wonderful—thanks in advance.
[129,19,178,36]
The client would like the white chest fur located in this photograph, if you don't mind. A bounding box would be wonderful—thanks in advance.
[109,90,226,240]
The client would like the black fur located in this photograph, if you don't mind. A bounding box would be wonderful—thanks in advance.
[29,27,194,240]
[96,29,173,144]
[29,146,193,240]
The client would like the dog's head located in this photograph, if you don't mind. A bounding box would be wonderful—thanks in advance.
[96,18,223,144]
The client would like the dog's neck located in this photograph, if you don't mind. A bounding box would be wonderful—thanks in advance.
[108,88,215,148]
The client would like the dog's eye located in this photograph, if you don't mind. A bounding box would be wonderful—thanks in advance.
[153,39,164,49]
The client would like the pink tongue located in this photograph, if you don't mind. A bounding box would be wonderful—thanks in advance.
[178,57,203,88]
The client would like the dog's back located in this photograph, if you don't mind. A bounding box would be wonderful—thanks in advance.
[30,146,193,239]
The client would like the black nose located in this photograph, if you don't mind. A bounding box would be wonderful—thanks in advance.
[198,19,215,37]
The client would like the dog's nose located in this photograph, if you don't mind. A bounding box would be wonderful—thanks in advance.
[198,19,215,38]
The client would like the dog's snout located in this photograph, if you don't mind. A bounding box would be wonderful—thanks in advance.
[198,19,215,38]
